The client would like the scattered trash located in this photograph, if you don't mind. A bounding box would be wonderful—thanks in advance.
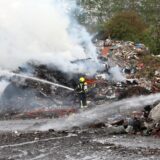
[0,38,159,138]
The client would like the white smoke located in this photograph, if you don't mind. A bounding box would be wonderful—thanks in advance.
[0,80,9,97]
[0,0,100,73]
[109,65,126,82]
[39,93,160,131]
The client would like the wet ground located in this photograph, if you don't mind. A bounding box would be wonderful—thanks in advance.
[0,119,160,160]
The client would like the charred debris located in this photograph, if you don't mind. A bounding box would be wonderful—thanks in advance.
[0,38,160,136]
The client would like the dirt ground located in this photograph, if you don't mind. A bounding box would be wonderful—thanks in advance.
[0,120,160,160]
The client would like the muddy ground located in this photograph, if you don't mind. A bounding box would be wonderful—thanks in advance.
[0,119,159,160]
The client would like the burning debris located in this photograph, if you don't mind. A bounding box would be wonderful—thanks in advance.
[1,3,159,119]
[92,38,160,137]
[0,1,159,159]
[0,19,159,139]
[0,38,159,126]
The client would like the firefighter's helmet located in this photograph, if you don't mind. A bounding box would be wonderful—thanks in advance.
[79,77,85,83]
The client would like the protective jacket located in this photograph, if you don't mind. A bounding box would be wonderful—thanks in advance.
[75,82,88,108]
[76,82,88,93]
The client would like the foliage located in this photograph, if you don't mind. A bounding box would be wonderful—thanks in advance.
[100,11,147,42]
[136,55,160,79]
[142,26,160,54]
[78,0,160,54]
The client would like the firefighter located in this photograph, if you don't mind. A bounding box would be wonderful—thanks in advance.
[75,77,88,108]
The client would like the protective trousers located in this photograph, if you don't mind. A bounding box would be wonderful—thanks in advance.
[79,92,87,108]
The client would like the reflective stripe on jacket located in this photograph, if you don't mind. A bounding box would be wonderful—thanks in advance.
[76,82,88,93]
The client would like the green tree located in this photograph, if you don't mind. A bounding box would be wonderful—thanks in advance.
[78,0,160,54]
[140,0,160,24]
[101,11,147,42]
[142,25,160,54]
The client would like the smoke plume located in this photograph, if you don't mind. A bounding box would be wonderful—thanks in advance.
[39,93,160,131]
[0,0,100,74]
[0,80,9,97]
[109,65,126,82]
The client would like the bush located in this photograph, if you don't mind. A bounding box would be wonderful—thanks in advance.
[100,11,147,42]
[142,26,160,55]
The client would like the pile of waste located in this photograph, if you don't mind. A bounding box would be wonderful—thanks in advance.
[0,38,159,137]
[93,38,160,136]
[106,102,160,137]
[95,38,160,93]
